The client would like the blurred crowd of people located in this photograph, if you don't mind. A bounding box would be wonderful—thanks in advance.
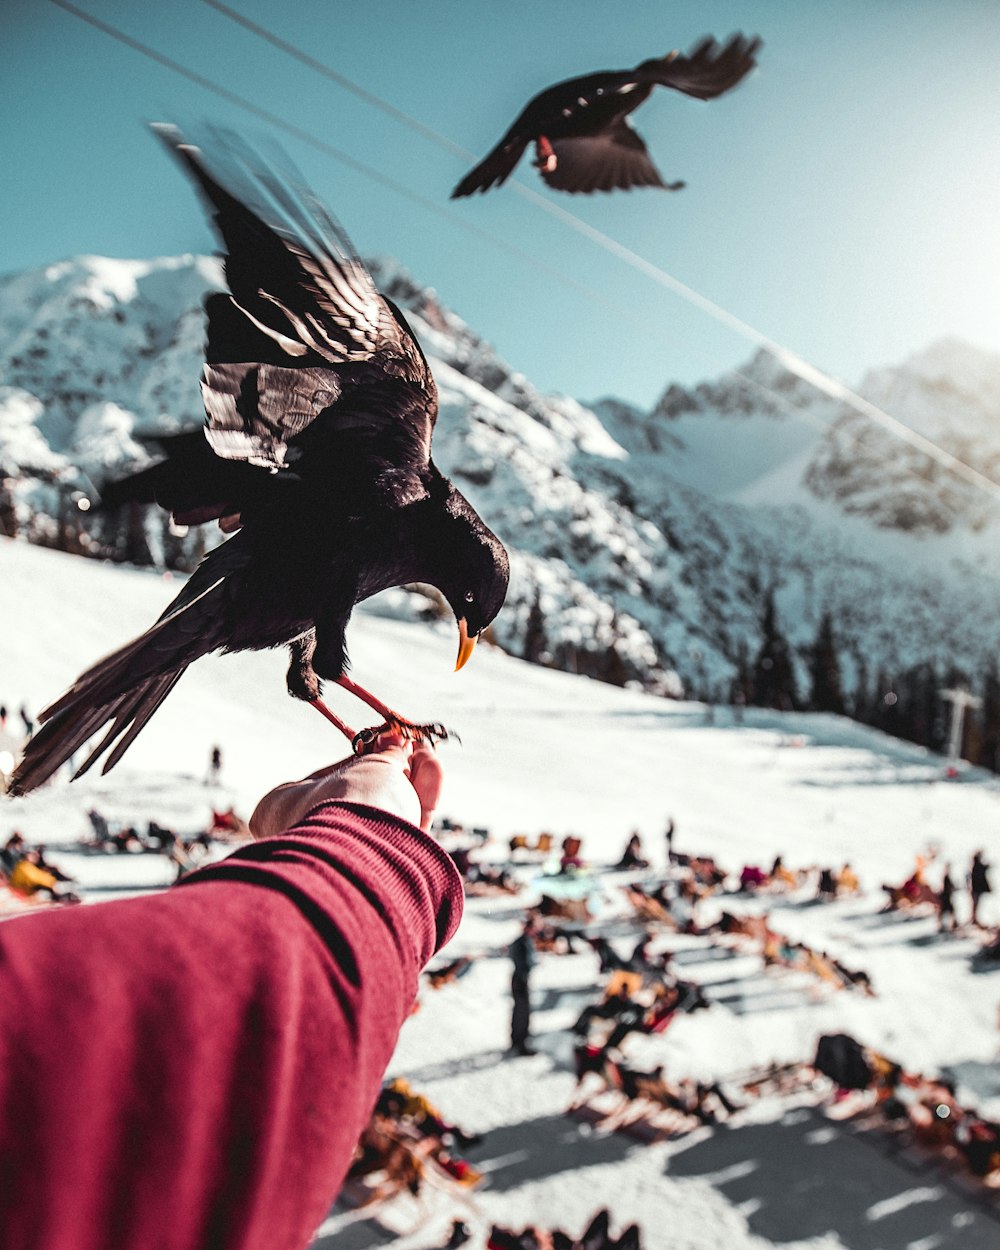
[346,1076,483,1208]
[814,1032,1000,1184]
[0,831,79,905]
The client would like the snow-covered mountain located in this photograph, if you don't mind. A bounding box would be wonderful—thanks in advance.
[3,252,1000,699]
[804,339,1000,533]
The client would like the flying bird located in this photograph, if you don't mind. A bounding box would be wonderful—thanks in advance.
[451,33,761,198]
[10,126,509,796]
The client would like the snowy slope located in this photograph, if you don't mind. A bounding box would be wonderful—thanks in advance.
[3,539,1000,1250]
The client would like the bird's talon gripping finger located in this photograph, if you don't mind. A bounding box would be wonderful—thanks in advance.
[351,719,452,754]
[352,725,387,755]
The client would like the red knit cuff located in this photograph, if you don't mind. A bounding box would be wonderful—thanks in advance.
[178,802,463,962]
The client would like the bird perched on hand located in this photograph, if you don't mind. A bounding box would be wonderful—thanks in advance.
[10,125,509,796]
[451,33,761,198]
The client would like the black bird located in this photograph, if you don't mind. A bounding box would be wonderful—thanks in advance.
[10,126,509,796]
[451,33,761,198]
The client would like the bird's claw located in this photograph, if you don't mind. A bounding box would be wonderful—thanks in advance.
[352,720,452,755]
[533,136,557,173]
[351,726,383,754]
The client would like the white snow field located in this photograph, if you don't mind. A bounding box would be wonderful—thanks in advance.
[3,536,1000,1250]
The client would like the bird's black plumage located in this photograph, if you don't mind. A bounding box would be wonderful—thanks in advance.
[451,33,761,198]
[11,126,509,796]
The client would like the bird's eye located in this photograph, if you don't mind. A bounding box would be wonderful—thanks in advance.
[464,591,475,604]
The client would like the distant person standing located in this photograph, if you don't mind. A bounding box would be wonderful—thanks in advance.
[0,706,7,730]
[616,831,648,870]
[207,745,222,786]
[665,818,676,862]
[970,851,992,927]
[509,917,539,1056]
[937,864,957,933]
[18,706,34,739]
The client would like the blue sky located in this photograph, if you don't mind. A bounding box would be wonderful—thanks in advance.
[4,0,1000,408]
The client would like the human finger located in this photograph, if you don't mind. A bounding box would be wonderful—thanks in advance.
[407,745,444,832]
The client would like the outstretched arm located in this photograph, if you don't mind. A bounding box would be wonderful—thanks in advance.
[0,738,458,1250]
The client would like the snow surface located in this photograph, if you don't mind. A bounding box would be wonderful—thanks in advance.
[3,538,1000,1248]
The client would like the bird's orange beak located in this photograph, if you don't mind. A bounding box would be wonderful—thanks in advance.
[455,619,478,672]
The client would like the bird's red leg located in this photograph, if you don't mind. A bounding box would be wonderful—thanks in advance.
[335,675,402,725]
[334,675,449,753]
[533,135,557,173]
[307,698,358,744]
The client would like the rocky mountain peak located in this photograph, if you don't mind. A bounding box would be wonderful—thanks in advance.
[3,251,1000,699]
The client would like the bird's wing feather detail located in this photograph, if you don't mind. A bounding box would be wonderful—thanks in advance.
[451,137,529,198]
[155,126,391,367]
[201,361,340,469]
[642,34,761,99]
[226,295,309,358]
[155,126,434,475]
[543,123,669,193]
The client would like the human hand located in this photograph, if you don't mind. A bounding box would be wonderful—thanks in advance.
[249,735,444,840]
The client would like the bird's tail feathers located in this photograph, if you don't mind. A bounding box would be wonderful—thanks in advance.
[39,576,225,725]
[9,576,227,796]
[79,671,186,778]
[9,671,188,796]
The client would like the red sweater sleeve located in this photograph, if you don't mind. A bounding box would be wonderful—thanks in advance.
[0,802,462,1250]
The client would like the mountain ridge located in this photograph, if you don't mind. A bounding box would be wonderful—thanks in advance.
[3,251,1000,705]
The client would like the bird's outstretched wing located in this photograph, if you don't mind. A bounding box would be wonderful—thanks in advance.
[154,125,434,477]
[541,122,682,194]
[640,34,762,99]
[98,429,278,527]
[451,33,759,199]
[450,135,529,198]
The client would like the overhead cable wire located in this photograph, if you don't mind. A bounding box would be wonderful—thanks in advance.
[45,0,629,319]
[201,0,1000,506]
[49,2,832,457]
[197,0,890,453]
[48,0,1000,507]
[202,0,471,159]
[51,0,828,450]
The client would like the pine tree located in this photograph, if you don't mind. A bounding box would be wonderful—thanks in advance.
[730,638,752,707]
[851,653,872,722]
[808,611,845,714]
[124,502,153,566]
[751,589,798,710]
[977,661,1000,774]
[873,669,900,736]
[602,644,630,688]
[894,662,944,752]
[522,591,547,664]
[0,478,17,538]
